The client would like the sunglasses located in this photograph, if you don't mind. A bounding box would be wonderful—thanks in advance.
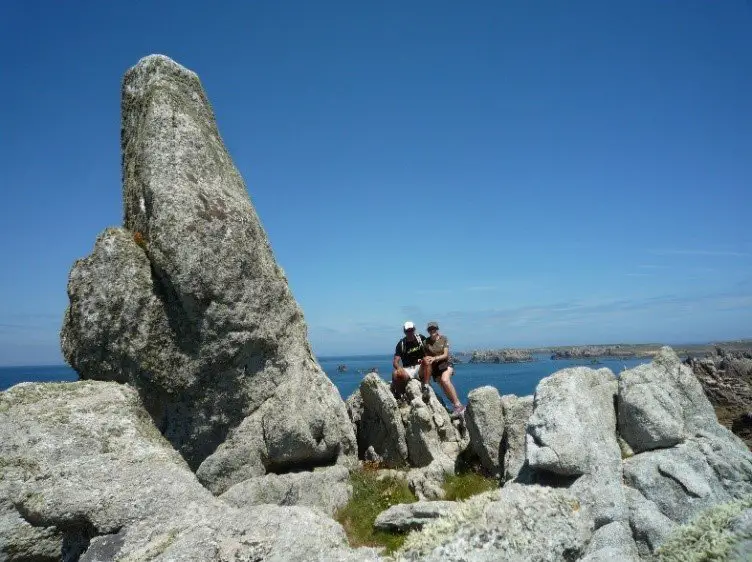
[428,327,438,332]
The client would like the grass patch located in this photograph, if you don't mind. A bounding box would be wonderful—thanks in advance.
[335,466,416,553]
[442,470,498,501]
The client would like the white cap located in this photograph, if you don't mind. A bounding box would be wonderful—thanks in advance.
[403,321,415,331]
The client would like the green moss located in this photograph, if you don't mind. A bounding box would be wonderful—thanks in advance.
[654,495,752,562]
[335,468,416,553]
[441,471,498,501]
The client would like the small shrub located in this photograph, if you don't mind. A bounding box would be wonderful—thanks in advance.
[442,471,498,501]
[335,467,416,552]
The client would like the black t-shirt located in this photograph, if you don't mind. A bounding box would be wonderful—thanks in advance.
[395,335,426,368]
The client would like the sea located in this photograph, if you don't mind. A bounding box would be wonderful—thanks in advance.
[0,354,651,402]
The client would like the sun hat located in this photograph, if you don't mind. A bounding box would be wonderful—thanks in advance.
[427,321,439,331]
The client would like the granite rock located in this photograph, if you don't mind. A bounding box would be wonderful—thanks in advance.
[0,381,375,562]
[60,54,355,490]
[465,386,504,477]
[219,465,352,516]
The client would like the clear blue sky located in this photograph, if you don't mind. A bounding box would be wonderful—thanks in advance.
[1,1,750,365]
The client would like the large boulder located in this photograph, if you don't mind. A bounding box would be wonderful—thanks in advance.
[618,346,727,453]
[619,348,752,554]
[60,55,355,488]
[464,386,504,477]
[0,381,374,561]
[526,367,628,530]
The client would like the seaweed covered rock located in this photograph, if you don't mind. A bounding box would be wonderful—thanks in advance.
[60,55,355,490]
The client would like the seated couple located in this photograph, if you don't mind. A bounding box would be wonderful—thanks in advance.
[392,321,465,416]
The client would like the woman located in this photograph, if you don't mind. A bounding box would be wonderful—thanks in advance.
[422,321,465,415]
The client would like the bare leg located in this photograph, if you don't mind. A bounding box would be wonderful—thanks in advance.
[391,368,409,397]
[439,367,461,407]
[421,358,432,385]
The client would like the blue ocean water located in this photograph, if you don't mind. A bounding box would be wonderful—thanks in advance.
[0,355,651,402]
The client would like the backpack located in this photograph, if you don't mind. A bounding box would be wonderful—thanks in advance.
[400,334,424,355]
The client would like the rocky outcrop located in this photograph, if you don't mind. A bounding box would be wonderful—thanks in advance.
[0,381,375,561]
[347,376,468,500]
[685,347,752,448]
[500,393,534,483]
[348,373,409,467]
[618,349,752,546]
[464,386,504,477]
[398,484,592,562]
[526,367,627,531]
[60,55,355,492]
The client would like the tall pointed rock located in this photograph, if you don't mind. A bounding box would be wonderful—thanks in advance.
[61,55,355,491]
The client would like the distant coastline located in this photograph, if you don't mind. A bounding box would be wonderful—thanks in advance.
[453,339,752,364]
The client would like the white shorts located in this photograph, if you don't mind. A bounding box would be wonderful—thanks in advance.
[403,365,421,379]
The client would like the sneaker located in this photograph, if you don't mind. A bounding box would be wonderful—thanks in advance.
[452,404,466,416]
[421,385,431,402]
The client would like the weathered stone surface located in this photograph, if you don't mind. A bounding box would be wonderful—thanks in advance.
[348,376,467,495]
[526,367,627,529]
[407,462,451,502]
[219,465,351,516]
[623,438,752,525]
[0,497,62,562]
[60,54,356,487]
[404,381,462,469]
[618,346,726,453]
[398,484,591,562]
[465,386,504,476]
[373,501,456,532]
[0,381,375,562]
[500,393,534,483]
[617,348,752,556]
[624,486,676,557]
[580,521,639,562]
[350,374,409,467]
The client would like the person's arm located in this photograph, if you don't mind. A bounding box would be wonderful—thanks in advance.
[393,354,402,371]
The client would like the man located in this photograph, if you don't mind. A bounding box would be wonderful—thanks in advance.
[391,321,426,398]
[422,321,465,415]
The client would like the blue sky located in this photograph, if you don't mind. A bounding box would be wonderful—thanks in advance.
[1,1,750,365]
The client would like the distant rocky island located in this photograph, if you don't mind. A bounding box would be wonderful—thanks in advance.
[453,349,534,364]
